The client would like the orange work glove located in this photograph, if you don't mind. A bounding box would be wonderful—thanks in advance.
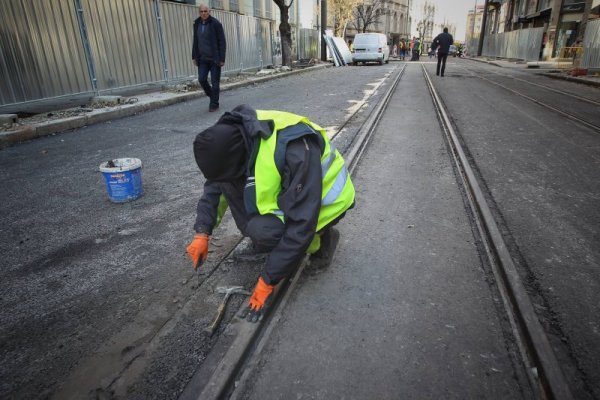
[186,233,209,269]
[240,277,274,323]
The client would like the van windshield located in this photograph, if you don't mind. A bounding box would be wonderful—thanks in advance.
[354,35,380,46]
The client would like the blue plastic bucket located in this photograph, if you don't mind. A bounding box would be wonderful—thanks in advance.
[99,158,143,203]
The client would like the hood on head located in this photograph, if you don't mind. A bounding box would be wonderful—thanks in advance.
[193,121,247,182]
[193,105,276,181]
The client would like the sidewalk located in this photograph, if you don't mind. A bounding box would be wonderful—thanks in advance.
[469,56,600,87]
[0,64,330,149]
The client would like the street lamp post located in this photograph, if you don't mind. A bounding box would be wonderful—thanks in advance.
[320,0,327,61]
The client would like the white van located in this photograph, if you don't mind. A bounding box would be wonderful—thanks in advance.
[352,33,390,65]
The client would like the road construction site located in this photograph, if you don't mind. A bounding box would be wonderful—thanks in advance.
[1,58,599,399]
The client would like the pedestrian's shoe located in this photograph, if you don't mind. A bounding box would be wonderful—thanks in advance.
[232,241,268,262]
[209,104,219,112]
[308,228,340,270]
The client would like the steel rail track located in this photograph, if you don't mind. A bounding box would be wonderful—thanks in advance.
[466,62,600,106]
[185,64,408,400]
[461,64,600,134]
[421,64,574,400]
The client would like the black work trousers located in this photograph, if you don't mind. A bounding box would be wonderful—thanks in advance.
[436,52,448,76]
[244,212,348,253]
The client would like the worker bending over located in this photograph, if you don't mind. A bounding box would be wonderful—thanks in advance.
[187,105,355,322]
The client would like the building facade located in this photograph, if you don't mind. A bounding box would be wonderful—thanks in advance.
[465,5,484,43]
[475,0,600,60]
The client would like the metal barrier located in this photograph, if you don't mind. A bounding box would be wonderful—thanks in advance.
[0,0,93,106]
[581,19,600,69]
[297,28,319,60]
[81,0,165,91]
[482,27,544,61]
[0,1,311,112]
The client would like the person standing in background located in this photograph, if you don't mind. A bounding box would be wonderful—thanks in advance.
[399,38,407,60]
[431,27,454,77]
[192,4,226,112]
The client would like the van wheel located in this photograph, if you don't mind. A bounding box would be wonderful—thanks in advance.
[379,58,384,65]
[385,58,389,64]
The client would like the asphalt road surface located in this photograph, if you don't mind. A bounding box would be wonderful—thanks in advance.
[1,58,599,399]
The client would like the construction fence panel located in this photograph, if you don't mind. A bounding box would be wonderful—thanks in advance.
[212,10,243,74]
[159,1,197,81]
[80,0,164,91]
[522,27,543,61]
[482,27,543,61]
[259,19,274,67]
[0,0,278,110]
[297,28,319,60]
[238,15,264,71]
[581,19,600,69]
[466,38,479,56]
[0,0,93,106]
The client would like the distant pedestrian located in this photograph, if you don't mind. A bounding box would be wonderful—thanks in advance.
[411,38,420,61]
[192,4,226,112]
[399,38,407,60]
[431,27,454,77]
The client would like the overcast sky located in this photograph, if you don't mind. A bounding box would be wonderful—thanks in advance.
[412,0,479,41]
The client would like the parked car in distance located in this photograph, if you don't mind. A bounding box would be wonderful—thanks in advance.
[352,33,390,65]
[449,45,458,57]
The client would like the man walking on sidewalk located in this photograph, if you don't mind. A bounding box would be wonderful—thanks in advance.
[186,105,355,323]
[431,27,453,77]
[192,4,226,112]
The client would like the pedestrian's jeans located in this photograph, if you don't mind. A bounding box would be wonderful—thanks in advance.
[197,60,221,108]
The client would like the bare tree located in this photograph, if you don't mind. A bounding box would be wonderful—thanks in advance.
[273,0,294,67]
[352,0,384,33]
[329,0,360,37]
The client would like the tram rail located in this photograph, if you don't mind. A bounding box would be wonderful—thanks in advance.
[460,63,600,134]
[185,61,578,399]
[185,64,408,400]
[422,63,574,400]
[469,64,600,106]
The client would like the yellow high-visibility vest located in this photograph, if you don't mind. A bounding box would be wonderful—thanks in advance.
[249,110,355,233]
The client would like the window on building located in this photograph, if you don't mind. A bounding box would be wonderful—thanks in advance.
[230,0,239,12]
[265,0,272,19]
[254,0,261,17]
[210,0,224,10]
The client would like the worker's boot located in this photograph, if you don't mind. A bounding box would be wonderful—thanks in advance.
[308,228,340,270]
[232,240,268,262]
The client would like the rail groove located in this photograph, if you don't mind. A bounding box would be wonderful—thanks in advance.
[422,64,574,400]
[462,64,600,133]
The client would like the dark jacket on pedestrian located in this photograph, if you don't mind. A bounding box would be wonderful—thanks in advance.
[192,15,226,64]
[432,31,454,54]
[193,105,333,285]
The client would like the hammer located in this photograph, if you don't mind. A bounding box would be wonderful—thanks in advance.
[205,286,251,336]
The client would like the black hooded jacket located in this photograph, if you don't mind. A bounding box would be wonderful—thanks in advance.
[432,31,454,54]
[193,105,324,285]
